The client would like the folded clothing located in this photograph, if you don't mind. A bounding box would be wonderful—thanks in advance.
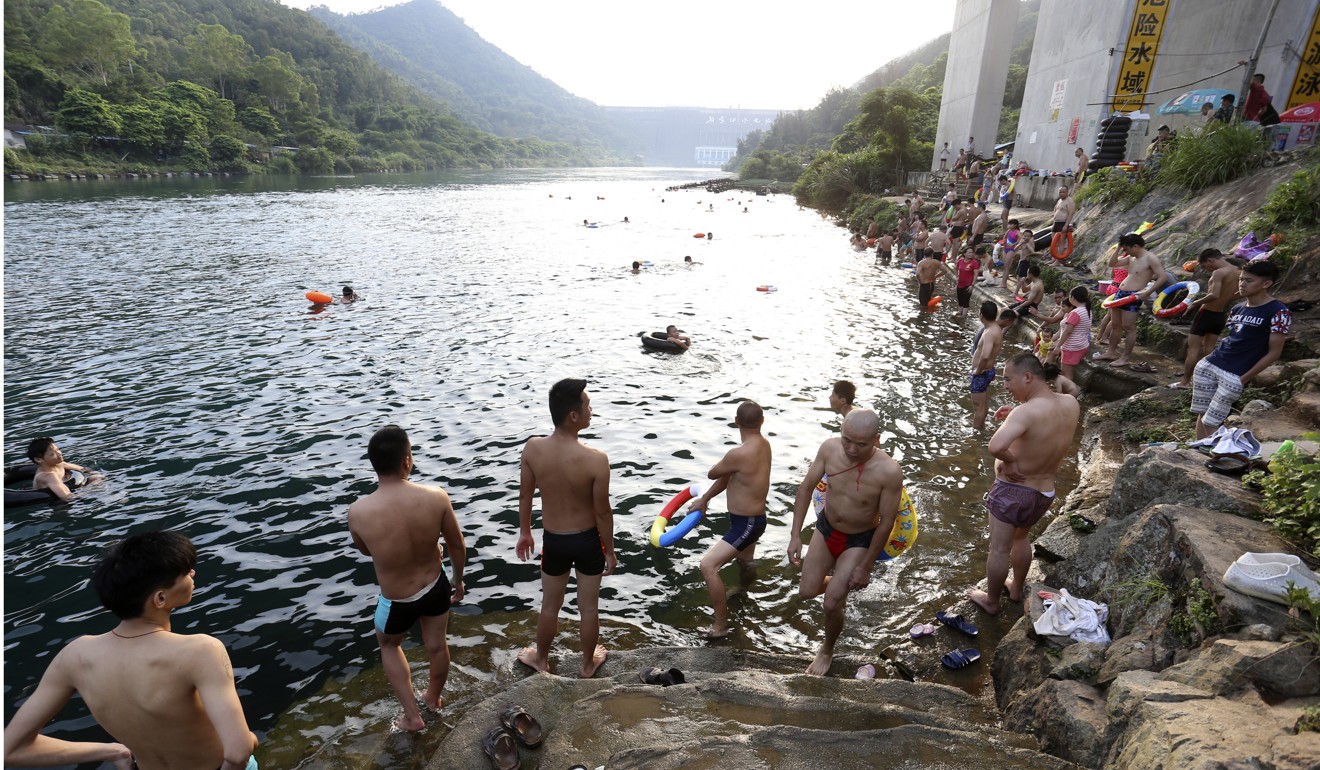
[1032,588,1111,645]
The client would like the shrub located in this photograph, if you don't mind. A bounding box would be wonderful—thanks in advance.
[1244,437,1320,557]
[1259,162,1320,230]
[1156,124,1268,192]
[1075,166,1151,209]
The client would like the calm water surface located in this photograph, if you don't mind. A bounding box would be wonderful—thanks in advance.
[4,168,1081,767]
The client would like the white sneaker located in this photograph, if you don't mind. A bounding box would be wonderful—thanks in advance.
[1235,552,1319,583]
[1224,560,1320,604]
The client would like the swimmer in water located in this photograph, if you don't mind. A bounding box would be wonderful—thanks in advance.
[26,436,101,502]
[341,286,359,303]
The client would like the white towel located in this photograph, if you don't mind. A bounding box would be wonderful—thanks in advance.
[1033,588,1111,645]
[1187,426,1261,458]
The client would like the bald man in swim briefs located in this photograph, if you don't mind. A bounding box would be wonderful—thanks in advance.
[789,410,904,676]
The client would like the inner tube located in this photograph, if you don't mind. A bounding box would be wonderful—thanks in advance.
[4,463,86,506]
[1102,290,1143,309]
[650,484,705,547]
[694,233,706,238]
[1153,281,1200,318]
[640,331,686,353]
[306,291,334,304]
[927,296,942,308]
[1050,231,1074,260]
[756,285,778,293]
[812,479,919,562]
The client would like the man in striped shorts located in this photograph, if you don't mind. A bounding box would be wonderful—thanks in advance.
[1191,261,1291,439]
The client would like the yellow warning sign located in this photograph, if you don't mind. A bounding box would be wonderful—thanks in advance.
[1286,5,1320,110]
[1112,0,1172,113]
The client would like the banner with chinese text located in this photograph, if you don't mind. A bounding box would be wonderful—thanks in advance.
[1286,4,1320,110]
[1112,0,1173,112]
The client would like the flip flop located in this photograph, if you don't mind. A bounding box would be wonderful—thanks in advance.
[1131,362,1156,373]
[498,705,544,748]
[1167,381,1188,389]
[940,648,983,669]
[638,666,686,686]
[482,726,520,770]
[909,622,936,639]
[855,663,876,679]
[936,610,979,637]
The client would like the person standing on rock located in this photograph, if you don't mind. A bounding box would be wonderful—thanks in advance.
[685,401,773,638]
[1098,233,1168,367]
[516,378,616,678]
[969,353,1081,615]
[1190,261,1292,440]
[349,424,466,731]
[1171,249,1243,390]
[789,410,904,676]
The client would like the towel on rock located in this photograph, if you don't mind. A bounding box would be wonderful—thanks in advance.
[1033,588,1111,645]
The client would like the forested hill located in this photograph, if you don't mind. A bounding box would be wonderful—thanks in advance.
[309,1,637,156]
[3,0,633,175]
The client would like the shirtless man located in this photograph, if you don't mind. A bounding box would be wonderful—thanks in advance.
[516,378,616,678]
[348,425,466,732]
[665,324,692,351]
[1100,233,1168,367]
[1010,264,1045,319]
[915,249,944,308]
[875,231,895,266]
[970,302,1005,430]
[911,216,929,260]
[3,531,258,770]
[909,192,924,220]
[927,225,950,263]
[969,353,1080,614]
[866,217,879,240]
[25,436,100,502]
[949,202,971,247]
[969,202,990,249]
[1074,148,1089,185]
[1172,249,1241,389]
[829,380,857,418]
[789,410,904,675]
[1051,186,1076,238]
[686,401,772,637]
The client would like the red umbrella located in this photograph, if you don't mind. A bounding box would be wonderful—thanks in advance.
[1279,102,1320,123]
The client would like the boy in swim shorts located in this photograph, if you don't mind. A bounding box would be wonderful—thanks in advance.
[969,303,1005,430]
[687,401,772,638]
[349,425,466,732]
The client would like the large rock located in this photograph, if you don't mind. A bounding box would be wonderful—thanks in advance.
[1097,594,1177,684]
[429,647,1077,770]
[1106,692,1320,770]
[1003,678,1109,768]
[1108,449,1261,519]
[1157,638,1320,698]
[991,615,1055,710]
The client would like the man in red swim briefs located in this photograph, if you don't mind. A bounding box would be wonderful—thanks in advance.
[789,409,904,676]
[968,353,1080,615]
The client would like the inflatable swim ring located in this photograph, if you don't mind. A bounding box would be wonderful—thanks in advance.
[650,484,705,547]
[640,331,687,353]
[1153,281,1200,319]
[899,262,915,269]
[812,479,918,562]
[757,285,778,293]
[927,296,942,308]
[1101,281,1153,309]
[306,291,334,304]
[3,463,87,506]
[1049,231,1074,260]
[694,233,706,238]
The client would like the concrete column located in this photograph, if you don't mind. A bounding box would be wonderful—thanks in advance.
[932,0,1021,170]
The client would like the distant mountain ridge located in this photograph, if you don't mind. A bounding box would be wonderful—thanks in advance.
[309,0,638,155]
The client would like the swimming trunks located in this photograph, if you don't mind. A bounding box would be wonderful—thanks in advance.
[956,286,973,308]
[815,516,876,559]
[970,368,996,394]
[950,225,966,239]
[918,281,934,306]
[1189,307,1227,336]
[541,527,605,577]
[1014,302,1039,318]
[375,570,452,635]
[1112,289,1141,312]
[722,514,767,551]
[986,479,1056,528]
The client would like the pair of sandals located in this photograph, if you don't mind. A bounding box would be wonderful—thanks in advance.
[482,705,543,770]
[906,611,983,671]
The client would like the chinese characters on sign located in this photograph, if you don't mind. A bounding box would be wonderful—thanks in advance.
[1067,118,1081,144]
[1112,0,1171,113]
[1286,5,1320,109]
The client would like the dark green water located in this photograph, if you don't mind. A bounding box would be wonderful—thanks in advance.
[3,168,1080,767]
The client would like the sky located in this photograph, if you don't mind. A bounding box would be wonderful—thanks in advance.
[279,0,958,110]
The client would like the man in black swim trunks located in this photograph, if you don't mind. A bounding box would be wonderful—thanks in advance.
[1171,249,1242,389]
[516,379,616,678]
[686,401,772,638]
[348,425,467,732]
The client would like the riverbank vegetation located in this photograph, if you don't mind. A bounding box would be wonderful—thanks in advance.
[4,0,626,177]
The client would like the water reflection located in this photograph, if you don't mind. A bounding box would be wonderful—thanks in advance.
[4,168,1080,760]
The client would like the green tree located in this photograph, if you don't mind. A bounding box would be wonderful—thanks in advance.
[244,52,305,113]
[321,128,358,157]
[185,24,252,100]
[238,106,279,137]
[155,80,235,135]
[36,0,139,86]
[56,88,119,147]
[209,134,248,169]
[293,146,333,174]
[113,101,165,151]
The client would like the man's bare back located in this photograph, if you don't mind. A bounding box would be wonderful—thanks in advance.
[915,256,943,284]
[348,481,451,599]
[991,391,1079,492]
[520,434,609,534]
[973,324,1004,375]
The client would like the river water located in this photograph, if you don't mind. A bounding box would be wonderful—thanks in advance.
[3,168,1081,768]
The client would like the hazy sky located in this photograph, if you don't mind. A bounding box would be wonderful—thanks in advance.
[280,0,958,110]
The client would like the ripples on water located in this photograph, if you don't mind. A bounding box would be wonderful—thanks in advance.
[3,169,1079,756]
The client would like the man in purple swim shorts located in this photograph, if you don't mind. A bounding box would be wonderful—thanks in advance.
[968,353,1080,616]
